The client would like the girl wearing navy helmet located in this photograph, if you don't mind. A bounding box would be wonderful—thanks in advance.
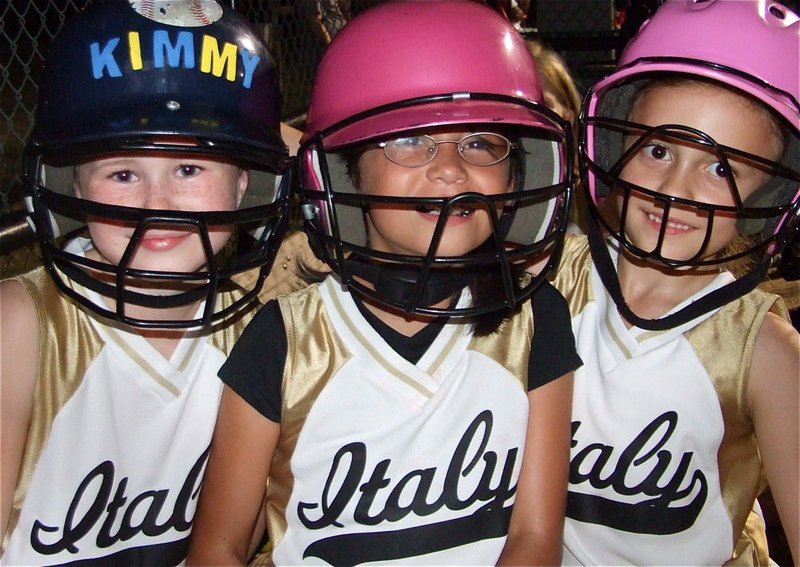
[1,1,295,563]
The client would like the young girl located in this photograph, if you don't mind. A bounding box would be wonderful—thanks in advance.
[0,2,296,563]
[188,1,581,565]
[553,1,799,564]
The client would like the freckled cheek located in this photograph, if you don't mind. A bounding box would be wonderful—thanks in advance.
[80,184,140,207]
[176,185,243,211]
[85,221,130,262]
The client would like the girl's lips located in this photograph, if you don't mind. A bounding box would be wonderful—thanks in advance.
[415,204,476,224]
[138,233,192,251]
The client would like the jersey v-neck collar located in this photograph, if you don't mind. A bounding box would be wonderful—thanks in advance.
[351,291,450,365]
[68,276,208,400]
[592,244,736,368]
[319,277,473,410]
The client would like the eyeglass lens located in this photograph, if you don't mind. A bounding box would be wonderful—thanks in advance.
[383,133,511,167]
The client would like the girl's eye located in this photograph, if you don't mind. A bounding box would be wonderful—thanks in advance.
[178,165,202,177]
[706,161,732,179]
[642,143,670,161]
[110,170,137,183]
[460,134,510,162]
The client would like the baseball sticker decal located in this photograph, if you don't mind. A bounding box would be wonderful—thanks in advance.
[129,1,223,27]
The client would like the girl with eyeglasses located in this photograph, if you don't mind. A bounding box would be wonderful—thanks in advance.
[188,1,582,565]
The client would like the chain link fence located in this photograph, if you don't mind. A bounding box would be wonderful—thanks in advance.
[1,0,621,278]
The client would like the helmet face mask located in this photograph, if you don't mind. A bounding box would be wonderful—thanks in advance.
[300,95,572,317]
[298,0,573,317]
[26,1,290,328]
[28,152,290,329]
[584,76,800,268]
[579,0,800,330]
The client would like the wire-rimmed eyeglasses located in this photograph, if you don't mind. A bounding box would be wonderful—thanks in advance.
[378,132,515,167]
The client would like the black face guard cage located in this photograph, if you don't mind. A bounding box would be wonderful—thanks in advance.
[298,93,574,317]
[584,118,800,266]
[27,151,291,329]
[579,117,800,331]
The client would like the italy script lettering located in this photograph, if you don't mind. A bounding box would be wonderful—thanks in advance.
[297,410,519,564]
[30,447,209,555]
[297,410,517,529]
[567,412,707,534]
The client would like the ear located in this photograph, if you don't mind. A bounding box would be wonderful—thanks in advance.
[72,166,83,198]
[236,168,249,207]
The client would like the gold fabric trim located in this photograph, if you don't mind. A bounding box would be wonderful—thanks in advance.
[103,326,182,397]
[467,300,533,390]
[604,310,634,359]
[550,234,594,319]
[233,230,329,304]
[725,509,770,566]
[257,285,351,565]
[687,288,787,565]
[3,267,104,551]
[426,325,466,376]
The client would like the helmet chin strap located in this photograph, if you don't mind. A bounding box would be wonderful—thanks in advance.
[345,255,473,313]
[586,213,770,331]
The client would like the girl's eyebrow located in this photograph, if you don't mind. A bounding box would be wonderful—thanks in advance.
[91,158,139,168]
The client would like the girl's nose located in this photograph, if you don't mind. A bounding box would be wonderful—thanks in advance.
[142,178,173,209]
[425,141,467,185]
[652,164,696,203]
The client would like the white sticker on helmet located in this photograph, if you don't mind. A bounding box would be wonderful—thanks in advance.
[128,0,223,27]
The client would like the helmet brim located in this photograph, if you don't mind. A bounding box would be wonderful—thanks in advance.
[590,60,799,131]
[316,99,562,148]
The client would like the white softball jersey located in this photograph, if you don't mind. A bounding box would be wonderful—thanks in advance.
[553,235,786,566]
[2,260,253,565]
[220,275,581,565]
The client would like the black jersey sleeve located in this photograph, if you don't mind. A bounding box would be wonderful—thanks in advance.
[528,280,582,390]
[218,299,286,422]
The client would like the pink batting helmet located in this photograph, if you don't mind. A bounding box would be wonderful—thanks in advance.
[303,0,552,147]
[610,0,799,129]
[579,0,800,330]
[297,0,573,317]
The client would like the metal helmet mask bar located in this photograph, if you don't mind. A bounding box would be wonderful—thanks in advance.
[298,0,572,317]
[580,0,800,330]
[25,0,290,328]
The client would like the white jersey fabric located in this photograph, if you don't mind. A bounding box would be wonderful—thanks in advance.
[0,233,316,565]
[553,235,786,566]
[220,275,580,565]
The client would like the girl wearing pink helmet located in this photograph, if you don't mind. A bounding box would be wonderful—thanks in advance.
[189,0,581,564]
[552,0,799,564]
